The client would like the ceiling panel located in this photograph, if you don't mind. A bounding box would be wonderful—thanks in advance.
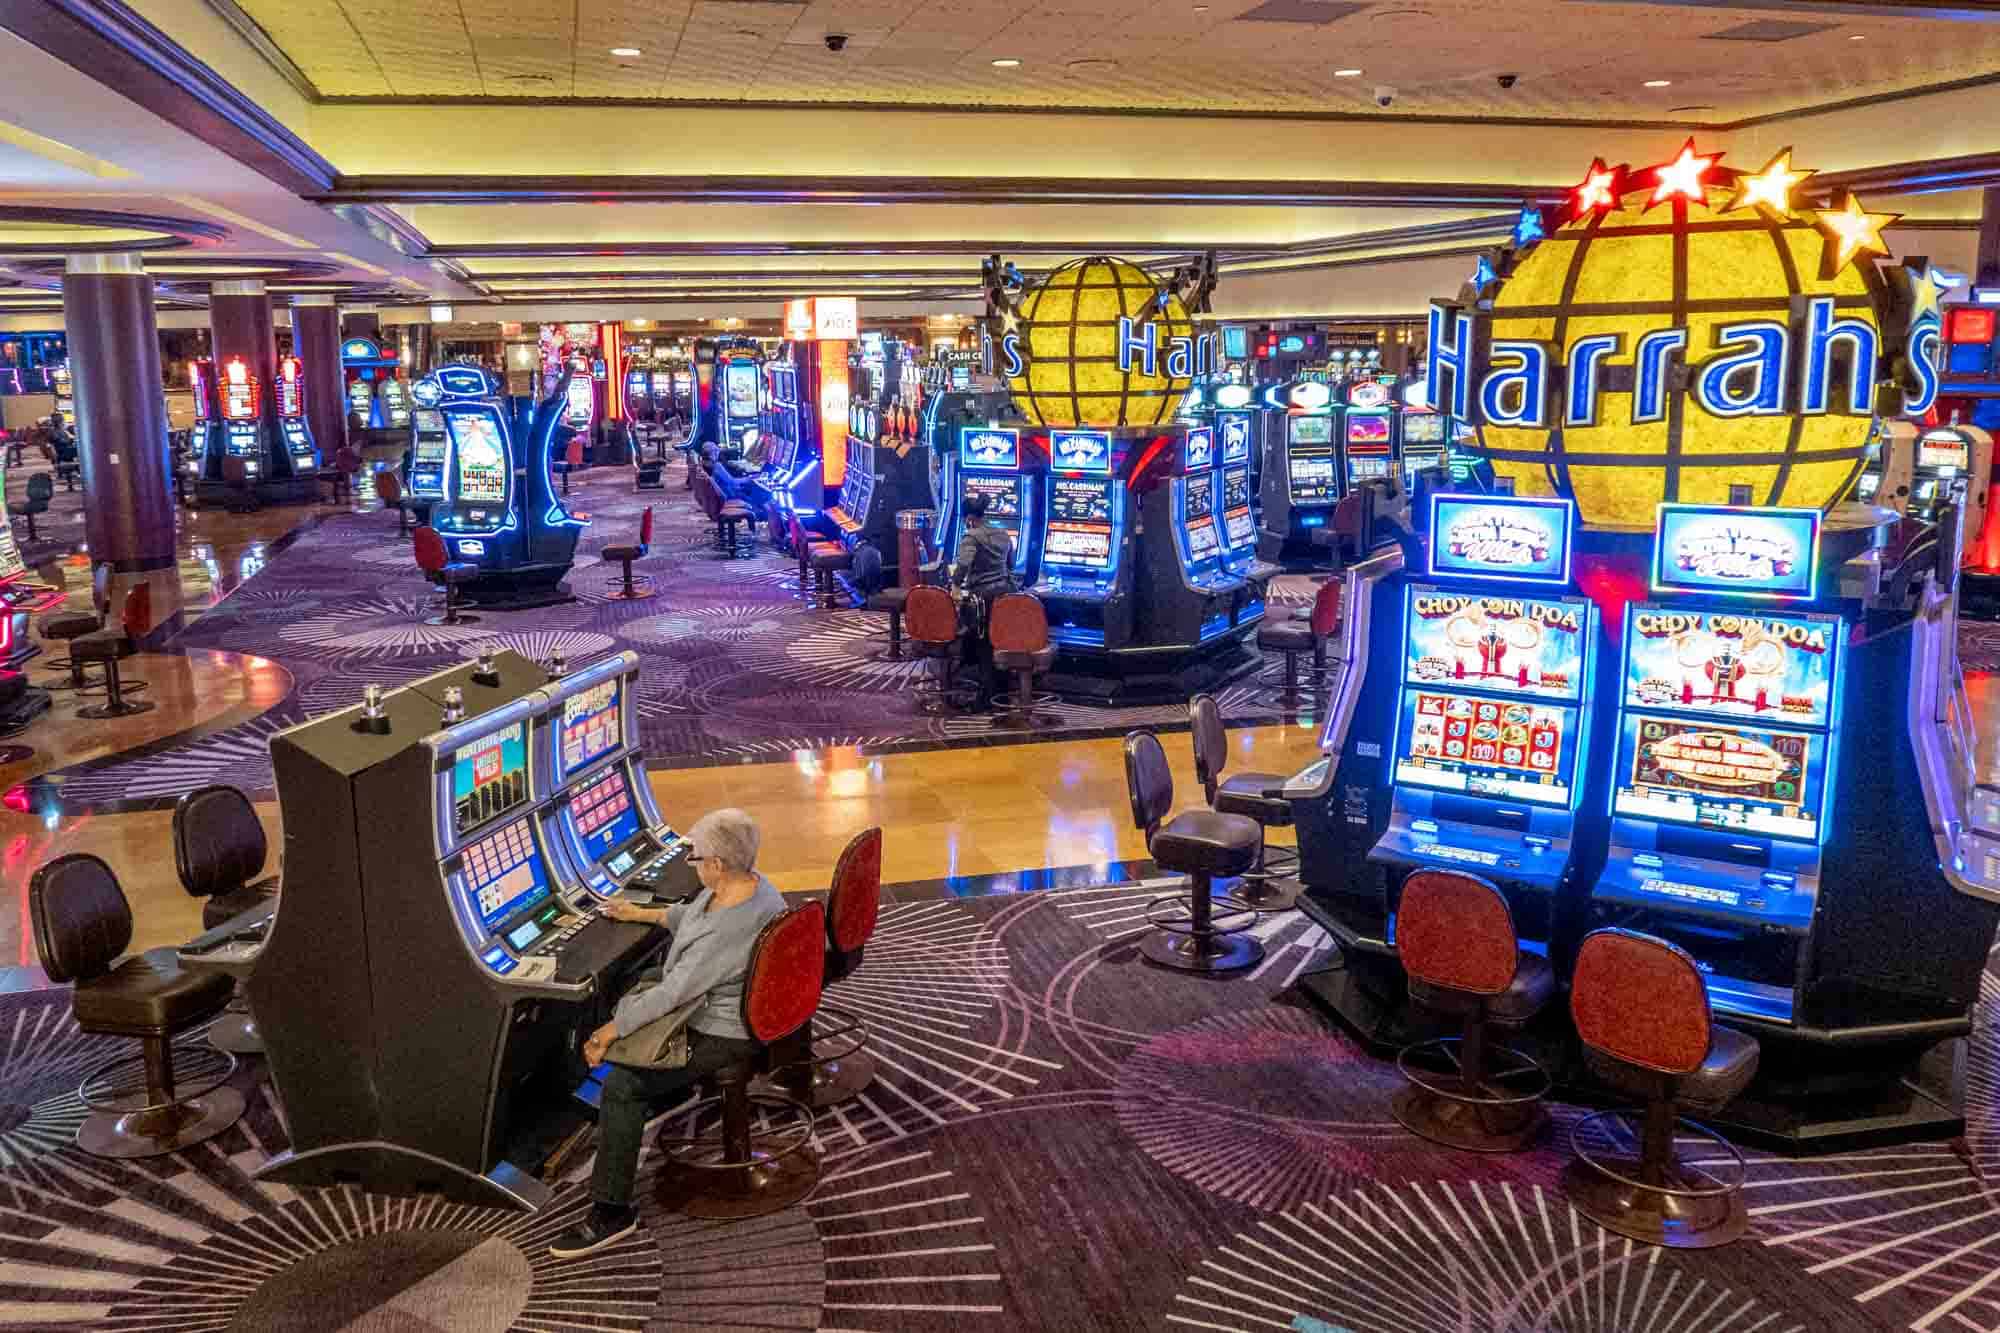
[233,0,2000,121]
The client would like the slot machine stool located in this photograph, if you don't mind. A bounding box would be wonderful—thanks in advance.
[1564,929,1759,1249]
[989,593,1060,729]
[907,586,976,713]
[172,784,280,1054]
[30,853,243,1159]
[1257,579,1342,714]
[1123,730,1263,974]
[1189,693,1300,910]
[1390,870,1553,1153]
[73,583,154,719]
[412,526,480,627]
[865,586,909,660]
[809,544,854,610]
[600,507,656,601]
[769,829,883,1108]
[654,902,826,1220]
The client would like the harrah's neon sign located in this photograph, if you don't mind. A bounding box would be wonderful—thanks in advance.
[1424,296,1943,430]
[1000,319,1219,379]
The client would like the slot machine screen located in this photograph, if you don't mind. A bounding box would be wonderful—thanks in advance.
[1184,471,1215,521]
[1394,689,1580,807]
[450,722,530,838]
[414,409,446,442]
[567,765,644,864]
[1289,414,1332,445]
[1188,519,1220,561]
[559,676,625,777]
[563,375,594,427]
[1222,470,1250,511]
[1612,715,1826,842]
[0,500,24,582]
[1045,477,1114,567]
[1219,415,1251,463]
[1919,432,1971,472]
[1051,430,1112,473]
[1653,505,1820,601]
[1185,427,1214,471]
[461,818,554,935]
[1346,413,1392,446]
[1403,587,1589,702]
[724,363,758,419]
[448,414,508,503]
[1402,412,1446,445]
[1622,606,1837,729]
[962,427,1019,469]
[964,473,1022,519]
[1428,496,1575,586]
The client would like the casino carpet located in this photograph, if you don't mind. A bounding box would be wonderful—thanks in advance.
[37,464,1310,810]
[2,878,1995,1331]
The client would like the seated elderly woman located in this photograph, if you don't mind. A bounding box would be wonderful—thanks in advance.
[550,807,786,1259]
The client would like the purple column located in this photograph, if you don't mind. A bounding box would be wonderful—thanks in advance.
[292,296,344,456]
[62,253,173,572]
[209,279,276,412]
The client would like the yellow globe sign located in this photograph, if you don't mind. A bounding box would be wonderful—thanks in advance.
[1429,145,1928,531]
[1001,257,1205,429]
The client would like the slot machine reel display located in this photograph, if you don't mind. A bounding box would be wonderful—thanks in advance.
[1280,145,2000,1149]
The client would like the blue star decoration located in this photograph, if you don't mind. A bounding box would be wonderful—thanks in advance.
[1512,202,1548,249]
[1471,252,1500,292]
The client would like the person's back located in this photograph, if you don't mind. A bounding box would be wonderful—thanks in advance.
[958,523,1015,598]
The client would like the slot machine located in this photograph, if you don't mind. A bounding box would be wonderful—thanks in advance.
[1341,376,1398,492]
[1367,495,1605,955]
[719,354,761,450]
[378,377,413,432]
[1033,429,1133,652]
[1910,423,1994,533]
[1214,409,1263,577]
[756,359,802,502]
[828,396,877,544]
[1399,400,1448,489]
[1135,423,1262,648]
[1257,379,1340,563]
[218,356,270,482]
[273,354,319,482]
[186,358,223,492]
[0,452,64,656]
[925,388,1026,573]
[561,366,596,437]
[1591,504,2000,1052]
[407,376,450,502]
[249,651,676,1208]
[649,370,674,424]
[828,355,936,571]
[624,364,653,425]
[49,363,73,431]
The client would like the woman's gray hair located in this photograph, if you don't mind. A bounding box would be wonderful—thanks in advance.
[689,808,761,873]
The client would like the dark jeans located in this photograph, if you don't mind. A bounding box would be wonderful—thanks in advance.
[592,1031,758,1207]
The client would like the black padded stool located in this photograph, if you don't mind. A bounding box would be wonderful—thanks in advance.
[38,608,102,690]
[866,586,909,660]
[73,583,154,719]
[1123,729,1263,974]
[30,853,243,1159]
[1188,692,1300,910]
[1565,929,1759,1249]
[1393,870,1554,1153]
[172,784,280,1054]
[808,543,852,609]
[1257,578,1341,714]
[601,506,656,601]
[8,472,52,542]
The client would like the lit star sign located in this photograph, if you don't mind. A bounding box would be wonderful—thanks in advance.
[1814,191,1900,279]
[1648,140,1723,209]
[1726,148,1812,219]
[1570,158,1624,219]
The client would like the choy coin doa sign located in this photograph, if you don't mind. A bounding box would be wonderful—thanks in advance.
[1426,141,1951,529]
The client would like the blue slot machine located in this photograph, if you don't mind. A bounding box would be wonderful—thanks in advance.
[719,355,761,449]
[273,355,318,485]
[1214,410,1262,576]
[1256,379,1340,563]
[1034,429,1130,651]
[186,358,223,493]
[1171,426,1230,591]
[1368,494,1605,953]
[407,376,449,502]
[952,425,1038,581]
[1136,424,1261,649]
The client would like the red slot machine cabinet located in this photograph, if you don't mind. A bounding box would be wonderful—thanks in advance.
[218,358,265,480]
[275,355,319,479]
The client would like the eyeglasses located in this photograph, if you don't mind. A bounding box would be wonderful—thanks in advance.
[687,855,712,865]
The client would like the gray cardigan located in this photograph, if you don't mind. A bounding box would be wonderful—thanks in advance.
[611,875,787,1041]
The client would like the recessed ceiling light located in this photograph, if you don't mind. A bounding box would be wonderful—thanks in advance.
[1849,32,1866,40]
[609,46,641,57]
[1644,79,1672,87]
[1334,68,1363,77]
[991,57,1021,67]
[1668,104,1716,113]
[1067,58,1117,72]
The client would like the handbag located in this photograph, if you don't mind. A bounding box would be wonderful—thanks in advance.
[603,997,702,1070]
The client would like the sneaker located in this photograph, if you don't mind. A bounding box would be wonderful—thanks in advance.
[548,1204,638,1259]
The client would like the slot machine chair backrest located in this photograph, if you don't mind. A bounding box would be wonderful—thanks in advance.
[172,783,280,1054]
[988,592,1057,729]
[324,445,361,504]
[375,466,410,537]
[39,561,112,690]
[1256,575,1342,713]
[412,525,480,627]
[1122,729,1264,975]
[6,470,52,541]
[1188,692,1299,909]
[775,827,885,1108]
[1564,928,1760,1249]
[53,436,79,490]
[72,581,155,719]
[905,584,967,711]
[29,852,244,1158]
[656,901,827,1218]
[557,436,584,495]
[600,506,656,601]
[1391,869,1554,1153]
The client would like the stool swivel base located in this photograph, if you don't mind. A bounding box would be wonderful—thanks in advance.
[78,1042,242,1160]
[1391,1035,1550,1153]
[1140,888,1263,974]
[652,1069,820,1221]
[1563,1107,1748,1249]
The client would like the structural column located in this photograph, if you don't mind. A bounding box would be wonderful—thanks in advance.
[341,310,380,344]
[209,279,277,409]
[291,294,344,456]
[62,253,174,573]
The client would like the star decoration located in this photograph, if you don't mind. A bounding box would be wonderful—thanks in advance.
[1512,203,1549,249]
[1725,148,1812,219]
[1813,191,1901,277]
[1468,252,1500,297]
[1570,158,1625,220]
[1647,140,1724,210]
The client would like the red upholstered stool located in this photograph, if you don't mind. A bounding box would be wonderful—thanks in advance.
[600,506,655,601]
[1124,729,1263,974]
[1391,870,1554,1152]
[988,592,1058,728]
[375,468,411,537]
[774,828,883,1107]
[1564,929,1759,1249]
[906,585,971,712]
[655,902,826,1219]
[1188,692,1300,910]
[413,525,479,626]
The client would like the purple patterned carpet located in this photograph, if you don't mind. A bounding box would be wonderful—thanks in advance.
[1,878,1992,1330]
[38,464,1312,810]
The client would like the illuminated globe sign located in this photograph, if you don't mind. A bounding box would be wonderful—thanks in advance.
[1427,141,1948,530]
[1001,256,1216,429]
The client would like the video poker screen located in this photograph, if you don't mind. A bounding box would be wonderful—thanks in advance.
[1403,586,1589,703]
[451,721,530,837]
[568,764,643,864]
[1394,689,1579,808]
[461,817,553,934]
[560,676,624,776]
[1622,605,1838,729]
[1613,714,1826,843]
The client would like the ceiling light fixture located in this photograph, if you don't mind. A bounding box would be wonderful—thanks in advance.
[610,46,641,57]
[991,57,1021,67]
[1849,32,1866,40]
[1644,79,1672,87]
[1334,68,1363,77]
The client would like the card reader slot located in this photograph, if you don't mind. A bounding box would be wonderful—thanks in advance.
[1434,794,1529,834]
[1657,823,1770,869]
